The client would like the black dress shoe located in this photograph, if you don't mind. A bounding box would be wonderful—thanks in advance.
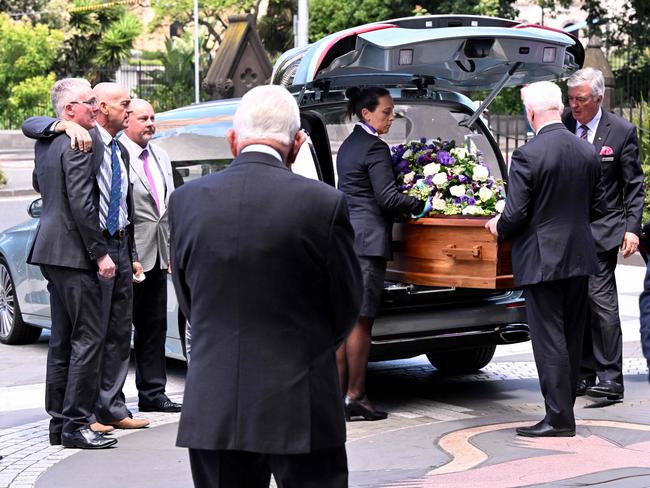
[49,433,61,446]
[139,398,182,413]
[344,396,388,421]
[576,377,596,396]
[586,380,624,400]
[516,420,575,437]
[61,429,118,449]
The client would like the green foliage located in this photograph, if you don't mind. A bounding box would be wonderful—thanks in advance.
[258,0,295,60]
[0,13,61,128]
[150,0,257,55]
[308,0,517,41]
[94,13,142,72]
[0,169,6,186]
[56,0,133,77]
[632,102,650,223]
[142,36,208,112]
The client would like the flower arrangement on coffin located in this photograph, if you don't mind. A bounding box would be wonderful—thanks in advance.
[391,138,506,217]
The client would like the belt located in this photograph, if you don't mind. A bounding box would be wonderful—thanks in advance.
[102,228,126,239]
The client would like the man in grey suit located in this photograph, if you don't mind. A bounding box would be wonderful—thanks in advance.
[119,99,181,413]
[25,78,117,449]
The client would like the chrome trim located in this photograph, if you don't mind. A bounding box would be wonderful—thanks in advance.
[371,323,528,345]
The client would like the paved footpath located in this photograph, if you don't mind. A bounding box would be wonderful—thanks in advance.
[1,244,650,485]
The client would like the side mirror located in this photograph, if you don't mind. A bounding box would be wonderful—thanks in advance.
[28,198,42,219]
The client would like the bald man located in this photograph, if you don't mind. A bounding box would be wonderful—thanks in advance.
[119,99,181,413]
[23,83,150,431]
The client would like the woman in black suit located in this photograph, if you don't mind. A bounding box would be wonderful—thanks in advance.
[336,87,426,421]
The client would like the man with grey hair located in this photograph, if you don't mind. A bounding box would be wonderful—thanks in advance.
[563,67,644,401]
[487,81,605,437]
[22,78,117,449]
[169,84,362,486]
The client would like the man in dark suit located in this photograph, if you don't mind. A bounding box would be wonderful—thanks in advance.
[23,78,116,449]
[169,85,362,487]
[23,83,150,432]
[563,68,644,401]
[487,81,605,437]
[119,99,181,413]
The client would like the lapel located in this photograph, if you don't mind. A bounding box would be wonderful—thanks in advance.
[149,145,173,207]
[592,110,611,155]
[129,146,155,197]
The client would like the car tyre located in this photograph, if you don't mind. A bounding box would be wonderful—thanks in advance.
[426,344,496,374]
[0,257,41,345]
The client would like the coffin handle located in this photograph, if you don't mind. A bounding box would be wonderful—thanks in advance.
[442,244,482,260]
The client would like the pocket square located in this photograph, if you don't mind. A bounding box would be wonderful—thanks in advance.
[600,146,614,156]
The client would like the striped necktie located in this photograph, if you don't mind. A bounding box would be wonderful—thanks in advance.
[106,139,122,235]
[579,124,589,140]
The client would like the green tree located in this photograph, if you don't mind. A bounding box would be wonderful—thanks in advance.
[150,0,258,56]
[258,0,295,60]
[56,0,140,80]
[0,13,62,128]
[143,35,209,112]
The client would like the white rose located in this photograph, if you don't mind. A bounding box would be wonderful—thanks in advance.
[432,172,448,186]
[450,147,468,159]
[423,162,440,176]
[404,172,415,184]
[462,205,480,215]
[472,165,489,181]
[402,149,412,159]
[449,185,466,197]
[432,197,446,210]
[495,199,506,213]
[478,186,493,202]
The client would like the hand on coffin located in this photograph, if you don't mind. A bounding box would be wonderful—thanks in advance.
[412,197,433,219]
[485,214,500,238]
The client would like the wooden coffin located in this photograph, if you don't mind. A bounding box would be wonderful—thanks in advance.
[386,216,514,289]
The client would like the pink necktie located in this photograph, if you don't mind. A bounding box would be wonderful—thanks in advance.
[579,125,589,140]
[141,149,161,215]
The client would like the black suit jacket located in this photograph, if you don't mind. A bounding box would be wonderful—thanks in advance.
[22,117,138,268]
[497,123,606,286]
[337,126,423,259]
[170,151,362,453]
[562,110,644,252]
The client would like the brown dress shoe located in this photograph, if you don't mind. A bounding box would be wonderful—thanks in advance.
[108,417,150,429]
[90,422,115,434]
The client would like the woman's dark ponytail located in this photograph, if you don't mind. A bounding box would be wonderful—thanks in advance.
[345,86,390,121]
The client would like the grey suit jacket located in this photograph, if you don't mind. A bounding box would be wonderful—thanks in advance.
[120,135,174,272]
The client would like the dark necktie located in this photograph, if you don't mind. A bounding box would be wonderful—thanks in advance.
[579,124,589,140]
[106,139,122,235]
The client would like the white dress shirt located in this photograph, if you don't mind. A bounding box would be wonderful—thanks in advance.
[97,124,129,230]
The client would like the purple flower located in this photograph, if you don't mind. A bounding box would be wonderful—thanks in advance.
[453,197,462,204]
[467,197,476,205]
[458,175,468,183]
[438,151,453,166]
[424,175,433,185]
[396,160,410,174]
[420,137,427,144]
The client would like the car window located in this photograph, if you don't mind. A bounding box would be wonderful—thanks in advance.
[313,101,503,182]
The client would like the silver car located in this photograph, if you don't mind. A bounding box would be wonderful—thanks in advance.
[0,14,584,372]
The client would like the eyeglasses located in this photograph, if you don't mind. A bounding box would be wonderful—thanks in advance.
[567,96,594,104]
[70,98,98,107]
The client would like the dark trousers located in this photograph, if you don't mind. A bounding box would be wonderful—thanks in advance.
[638,257,650,375]
[580,248,623,385]
[524,276,588,430]
[41,264,105,434]
[94,236,134,423]
[132,256,169,406]
[188,446,348,488]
